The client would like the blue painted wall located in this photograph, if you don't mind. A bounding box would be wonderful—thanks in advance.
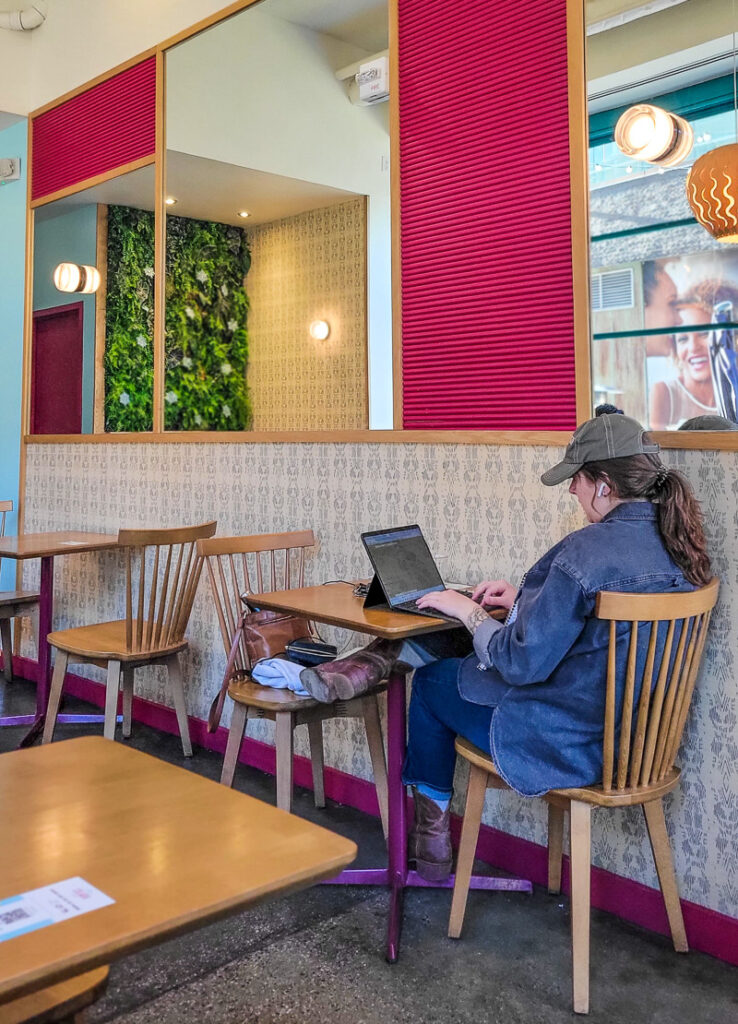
[0,121,27,588]
[33,204,97,433]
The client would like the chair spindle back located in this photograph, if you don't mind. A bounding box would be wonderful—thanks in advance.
[595,578,719,793]
[118,521,217,654]
[198,530,315,673]
[0,499,10,578]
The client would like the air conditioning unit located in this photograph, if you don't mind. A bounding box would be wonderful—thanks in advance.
[357,56,389,105]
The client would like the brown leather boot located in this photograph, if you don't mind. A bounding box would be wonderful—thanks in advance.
[299,638,403,702]
[409,789,453,882]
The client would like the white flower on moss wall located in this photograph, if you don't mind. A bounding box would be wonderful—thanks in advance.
[165,390,179,404]
[119,392,130,406]
[181,356,193,369]
[222,404,231,418]
[196,269,208,283]
[136,335,147,349]
[227,319,238,332]
[220,362,233,376]
[185,306,196,320]
[143,267,155,279]
[221,284,229,297]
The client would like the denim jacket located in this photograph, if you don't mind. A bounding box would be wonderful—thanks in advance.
[458,502,693,797]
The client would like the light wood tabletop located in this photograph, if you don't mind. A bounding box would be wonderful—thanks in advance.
[250,582,473,636]
[0,737,356,1004]
[0,532,118,560]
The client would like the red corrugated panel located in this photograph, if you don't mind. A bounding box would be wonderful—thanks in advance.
[32,56,156,202]
[399,0,578,431]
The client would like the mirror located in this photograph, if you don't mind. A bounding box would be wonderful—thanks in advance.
[586,0,738,432]
[31,164,155,434]
[164,0,391,431]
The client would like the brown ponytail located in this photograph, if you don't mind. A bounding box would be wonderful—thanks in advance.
[579,454,712,586]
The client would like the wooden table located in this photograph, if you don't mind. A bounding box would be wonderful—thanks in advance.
[0,737,356,1004]
[251,582,532,962]
[0,532,119,744]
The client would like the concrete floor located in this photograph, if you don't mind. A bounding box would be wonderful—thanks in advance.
[1,678,737,1024]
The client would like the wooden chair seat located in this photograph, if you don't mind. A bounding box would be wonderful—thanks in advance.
[48,620,187,662]
[228,675,320,712]
[228,674,388,713]
[454,737,682,807]
[0,966,109,1024]
[43,521,217,755]
[449,579,719,1014]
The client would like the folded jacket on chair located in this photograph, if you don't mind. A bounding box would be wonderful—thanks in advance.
[251,657,311,697]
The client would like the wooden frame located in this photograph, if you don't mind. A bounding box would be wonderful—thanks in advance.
[19,0,736,452]
[19,0,595,450]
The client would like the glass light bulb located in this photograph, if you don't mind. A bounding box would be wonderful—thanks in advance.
[309,319,330,341]
[53,263,81,292]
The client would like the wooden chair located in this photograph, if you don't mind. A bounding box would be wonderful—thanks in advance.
[42,521,217,754]
[448,578,719,1015]
[0,500,39,684]
[1,967,109,1024]
[199,531,389,834]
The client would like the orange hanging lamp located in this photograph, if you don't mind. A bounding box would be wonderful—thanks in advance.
[686,11,738,242]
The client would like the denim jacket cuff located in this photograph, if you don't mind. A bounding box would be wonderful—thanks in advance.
[473,615,504,667]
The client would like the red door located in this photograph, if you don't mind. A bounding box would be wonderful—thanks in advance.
[31,303,84,434]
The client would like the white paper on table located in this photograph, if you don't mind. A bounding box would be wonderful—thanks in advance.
[0,877,115,943]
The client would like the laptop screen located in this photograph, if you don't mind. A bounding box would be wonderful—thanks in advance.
[362,525,444,605]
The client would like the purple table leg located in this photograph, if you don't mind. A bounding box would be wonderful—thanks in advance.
[16,556,54,747]
[385,666,409,962]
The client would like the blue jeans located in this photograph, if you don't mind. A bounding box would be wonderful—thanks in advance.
[402,658,498,799]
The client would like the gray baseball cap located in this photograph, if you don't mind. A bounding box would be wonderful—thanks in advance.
[541,414,660,486]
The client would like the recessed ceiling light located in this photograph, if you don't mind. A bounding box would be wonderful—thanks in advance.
[165,196,178,206]
[237,210,251,219]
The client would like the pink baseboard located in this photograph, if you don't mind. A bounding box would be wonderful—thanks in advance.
[19,655,737,968]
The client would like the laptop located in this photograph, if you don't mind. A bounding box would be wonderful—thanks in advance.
[361,524,470,621]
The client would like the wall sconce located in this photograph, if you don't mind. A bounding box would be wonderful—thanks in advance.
[165,196,178,206]
[687,144,738,243]
[53,263,101,294]
[614,104,693,167]
[309,319,330,341]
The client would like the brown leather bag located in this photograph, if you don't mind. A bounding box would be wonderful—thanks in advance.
[207,608,311,733]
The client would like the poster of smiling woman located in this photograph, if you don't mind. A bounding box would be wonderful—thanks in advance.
[644,253,738,430]
[591,250,738,431]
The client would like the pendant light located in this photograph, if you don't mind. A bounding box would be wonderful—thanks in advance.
[53,263,101,294]
[686,6,738,241]
[614,104,693,167]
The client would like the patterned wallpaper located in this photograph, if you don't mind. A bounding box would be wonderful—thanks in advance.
[22,441,738,920]
[245,199,368,430]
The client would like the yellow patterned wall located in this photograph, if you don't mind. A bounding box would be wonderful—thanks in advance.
[245,198,368,430]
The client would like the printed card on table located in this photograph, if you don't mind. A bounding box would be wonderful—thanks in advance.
[0,877,115,942]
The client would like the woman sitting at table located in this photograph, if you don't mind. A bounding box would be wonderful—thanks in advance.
[401,412,711,881]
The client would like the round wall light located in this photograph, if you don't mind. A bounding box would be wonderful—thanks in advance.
[614,104,693,167]
[687,143,738,243]
[53,263,101,294]
[165,196,178,206]
[237,210,251,219]
[309,319,330,341]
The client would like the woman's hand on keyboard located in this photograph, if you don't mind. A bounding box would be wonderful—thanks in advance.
[471,580,517,610]
[415,588,479,623]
